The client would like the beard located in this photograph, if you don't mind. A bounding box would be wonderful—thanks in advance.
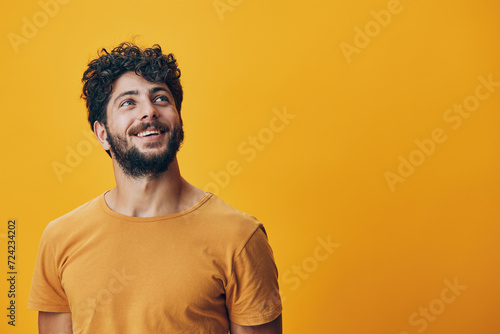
[105,121,184,179]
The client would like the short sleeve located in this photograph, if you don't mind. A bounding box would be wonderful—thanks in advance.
[28,225,71,312]
[225,226,282,326]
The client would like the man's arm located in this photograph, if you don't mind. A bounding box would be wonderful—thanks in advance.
[230,314,282,334]
[38,311,72,334]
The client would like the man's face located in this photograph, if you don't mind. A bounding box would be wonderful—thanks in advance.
[102,71,184,179]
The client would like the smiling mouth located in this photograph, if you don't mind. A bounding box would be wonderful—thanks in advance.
[130,121,169,139]
[135,129,163,137]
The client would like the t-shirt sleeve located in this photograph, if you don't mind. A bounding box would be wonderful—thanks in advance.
[225,225,282,326]
[28,225,71,312]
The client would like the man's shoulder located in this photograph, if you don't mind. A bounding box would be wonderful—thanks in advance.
[200,193,266,241]
[44,193,103,236]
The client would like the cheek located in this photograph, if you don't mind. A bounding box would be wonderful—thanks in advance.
[109,117,134,135]
[167,109,182,124]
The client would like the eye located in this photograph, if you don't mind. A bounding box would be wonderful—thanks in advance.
[120,99,135,107]
[154,95,169,103]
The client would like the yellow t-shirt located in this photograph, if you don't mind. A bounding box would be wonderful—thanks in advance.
[28,192,282,333]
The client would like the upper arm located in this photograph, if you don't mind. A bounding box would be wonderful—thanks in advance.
[38,311,72,334]
[29,225,71,313]
[230,314,282,334]
[226,227,282,326]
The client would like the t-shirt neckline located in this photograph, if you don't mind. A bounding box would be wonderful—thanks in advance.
[99,191,214,222]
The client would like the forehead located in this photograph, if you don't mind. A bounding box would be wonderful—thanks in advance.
[111,71,171,96]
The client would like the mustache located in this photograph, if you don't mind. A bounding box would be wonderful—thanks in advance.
[128,121,169,136]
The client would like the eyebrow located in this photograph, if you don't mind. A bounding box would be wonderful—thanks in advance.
[113,90,138,107]
[112,86,170,107]
[150,87,169,95]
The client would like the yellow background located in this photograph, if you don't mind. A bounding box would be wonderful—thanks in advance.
[1,0,500,333]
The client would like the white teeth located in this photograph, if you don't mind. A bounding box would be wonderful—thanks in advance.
[136,130,161,137]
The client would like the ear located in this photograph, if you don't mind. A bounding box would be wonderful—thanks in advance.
[93,121,111,151]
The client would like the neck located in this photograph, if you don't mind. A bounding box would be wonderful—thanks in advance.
[105,158,206,217]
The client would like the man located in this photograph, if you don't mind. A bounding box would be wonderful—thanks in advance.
[28,42,282,333]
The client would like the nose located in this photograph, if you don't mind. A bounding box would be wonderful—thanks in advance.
[140,100,159,120]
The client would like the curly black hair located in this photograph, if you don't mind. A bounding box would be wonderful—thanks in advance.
[81,42,183,133]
